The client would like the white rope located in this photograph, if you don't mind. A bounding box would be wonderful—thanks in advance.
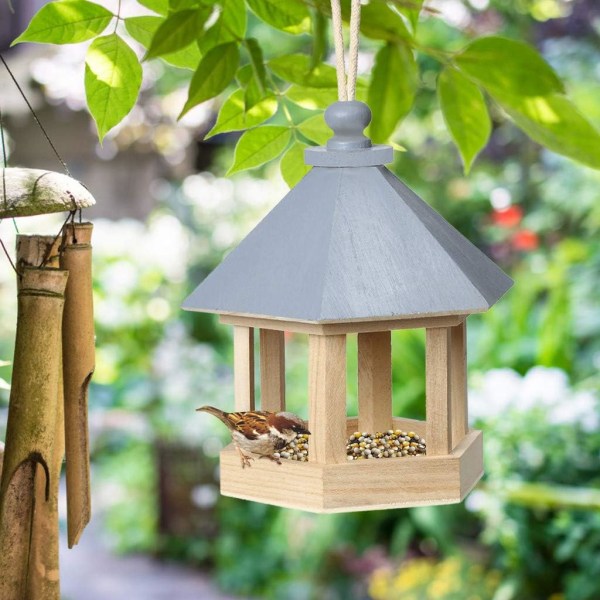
[330,0,362,102]
[330,0,347,101]
[347,0,361,101]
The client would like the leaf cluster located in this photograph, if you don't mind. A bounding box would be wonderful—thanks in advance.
[12,0,600,181]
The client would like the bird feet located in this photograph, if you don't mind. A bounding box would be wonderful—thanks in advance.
[237,449,255,469]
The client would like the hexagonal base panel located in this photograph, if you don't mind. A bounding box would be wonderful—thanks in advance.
[219,429,483,512]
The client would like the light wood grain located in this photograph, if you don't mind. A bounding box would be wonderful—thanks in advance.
[259,329,285,412]
[358,331,392,433]
[220,313,465,336]
[233,326,255,412]
[220,446,325,512]
[218,429,483,512]
[426,327,452,455]
[450,321,468,450]
[308,335,347,464]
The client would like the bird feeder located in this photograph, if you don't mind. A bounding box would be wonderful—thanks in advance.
[183,101,512,512]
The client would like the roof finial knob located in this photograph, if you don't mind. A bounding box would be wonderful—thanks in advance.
[325,101,372,151]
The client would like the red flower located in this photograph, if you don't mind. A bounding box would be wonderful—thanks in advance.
[492,205,523,228]
[512,229,539,251]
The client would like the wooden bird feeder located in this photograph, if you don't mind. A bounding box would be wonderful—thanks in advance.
[183,101,512,512]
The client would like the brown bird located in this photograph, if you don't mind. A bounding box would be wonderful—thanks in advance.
[196,406,310,468]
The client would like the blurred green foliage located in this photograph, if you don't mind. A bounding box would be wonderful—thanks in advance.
[1,1,599,599]
[12,0,600,177]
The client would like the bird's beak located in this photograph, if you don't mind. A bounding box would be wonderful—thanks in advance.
[301,427,311,435]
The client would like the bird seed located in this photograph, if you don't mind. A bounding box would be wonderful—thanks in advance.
[279,431,426,461]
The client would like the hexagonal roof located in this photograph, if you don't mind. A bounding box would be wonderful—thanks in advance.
[183,103,512,323]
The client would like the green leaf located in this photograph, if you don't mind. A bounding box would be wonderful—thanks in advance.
[389,0,424,30]
[85,33,142,139]
[286,85,338,110]
[169,0,203,9]
[125,16,160,46]
[269,54,337,88]
[360,2,412,41]
[125,16,200,70]
[12,0,113,45]
[221,0,246,38]
[198,0,246,54]
[286,84,367,109]
[244,38,268,108]
[236,64,253,86]
[311,9,327,69]
[137,0,169,15]
[229,126,292,174]
[368,42,418,143]
[497,93,600,170]
[280,142,311,187]
[297,113,329,145]
[144,8,209,60]
[206,89,277,138]
[180,42,240,117]
[455,36,564,98]
[246,0,310,35]
[438,67,491,173]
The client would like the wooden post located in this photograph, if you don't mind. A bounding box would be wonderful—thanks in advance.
[358,331,392,433]
[0,267,68,600]
[259,329,285,413]
[61,223,95,549]
[425,327,452,455]
[16,235,64,600]
[233,326,255,411]
[450,321,468,450]
[308,334,347,464]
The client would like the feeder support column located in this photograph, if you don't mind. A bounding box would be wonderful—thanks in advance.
[450,321,468,449]
[233,326,255,412]
[425,327,452,455]
[358,331,392,433]
[308,334,347,464]
[259,329,285,412]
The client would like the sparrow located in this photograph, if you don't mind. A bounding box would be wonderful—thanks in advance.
[196,406,310,468]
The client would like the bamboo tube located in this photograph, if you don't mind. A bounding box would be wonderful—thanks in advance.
[0,267,68,600]
[60,222,95,548]
[17,235,64,600]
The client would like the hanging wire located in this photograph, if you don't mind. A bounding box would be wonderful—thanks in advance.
[0,53,86,274]
[0,54,71,177]
[330,0,362,102]
[0,235,18,275]
[40,209,77,268]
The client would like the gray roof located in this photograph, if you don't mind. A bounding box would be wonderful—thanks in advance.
[182,163,512,323]
[184,101,512,323]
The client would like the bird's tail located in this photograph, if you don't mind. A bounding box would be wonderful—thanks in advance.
[196,405,233,429]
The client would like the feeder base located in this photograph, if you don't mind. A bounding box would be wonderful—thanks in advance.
[219,421,483,512]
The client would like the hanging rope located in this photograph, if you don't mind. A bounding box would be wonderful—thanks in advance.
[330,0,362,102]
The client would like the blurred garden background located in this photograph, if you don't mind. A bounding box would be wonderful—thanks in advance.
[1,0,600,598]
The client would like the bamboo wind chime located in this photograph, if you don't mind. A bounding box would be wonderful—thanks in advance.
[0,72,97,598]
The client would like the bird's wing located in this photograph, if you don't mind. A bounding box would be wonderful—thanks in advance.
[226,411,271,439]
